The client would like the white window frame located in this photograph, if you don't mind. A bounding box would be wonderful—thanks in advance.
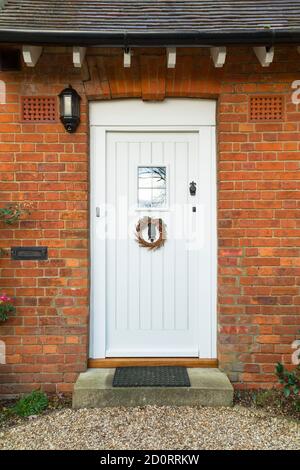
[136,164,169,211]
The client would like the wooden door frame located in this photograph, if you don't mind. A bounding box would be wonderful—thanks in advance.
[88,358,218,368]
[89,99,217,365]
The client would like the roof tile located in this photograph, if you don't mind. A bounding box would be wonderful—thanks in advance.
[0,0,299,33]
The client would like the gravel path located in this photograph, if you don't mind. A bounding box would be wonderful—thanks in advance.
[0,405,299,450]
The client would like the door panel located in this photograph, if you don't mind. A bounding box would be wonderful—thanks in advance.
[105,132,203,357]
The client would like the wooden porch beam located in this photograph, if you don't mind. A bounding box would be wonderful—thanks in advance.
[73,46,86,68]
[22,45,42,67]
[123,47,131,68]
[210,46,227,68]
[253,46,274,67]
[167,47,176,68]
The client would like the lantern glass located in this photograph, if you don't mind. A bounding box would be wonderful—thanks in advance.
[59,85,81,133]
[73,95,80,117]
[63,95,72,117]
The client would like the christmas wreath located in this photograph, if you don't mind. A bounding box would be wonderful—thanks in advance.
[135,216,167,251]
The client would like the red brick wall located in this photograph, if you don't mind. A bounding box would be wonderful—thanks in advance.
[0,46,299,395]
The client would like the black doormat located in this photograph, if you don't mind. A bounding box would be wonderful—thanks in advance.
[112,366,190,387]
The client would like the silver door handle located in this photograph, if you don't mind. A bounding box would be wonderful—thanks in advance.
[96,207,100,217]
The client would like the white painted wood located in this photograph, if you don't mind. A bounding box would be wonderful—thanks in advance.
[22,45,42,67]
[128,142,141,331]
[105,132,203,356]
[116,142,129,330]
[187,134,200,350]
[174,141,189,332]
[138,142,152,332]
[150,143,164,331]
[253,46,274,67]
[167,47,176,68]
[124,48,131,68]
[90,99,217,359]
[90,99,216,127]
[197,126,217,358]
[210,46,227,68]
[73,46,86,67]
[163,141,176,331]
[210,126,217,358]
[89,128,106,358]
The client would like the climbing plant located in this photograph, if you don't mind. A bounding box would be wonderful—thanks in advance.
[0,203,31,225]
[276,335,300,411]
[0,294,15,322]
[0,203,31,320]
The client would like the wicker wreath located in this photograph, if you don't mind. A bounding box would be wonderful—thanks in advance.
[135,216,167,251]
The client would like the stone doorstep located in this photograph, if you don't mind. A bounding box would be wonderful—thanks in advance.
[72,368,234,409]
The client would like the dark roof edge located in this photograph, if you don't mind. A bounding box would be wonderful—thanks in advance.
[0,28,299,47]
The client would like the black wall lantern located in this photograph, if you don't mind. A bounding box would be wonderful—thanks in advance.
[59,85,81,133]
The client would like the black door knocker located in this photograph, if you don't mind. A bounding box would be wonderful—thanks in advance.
[189,181,197,196]
[148,217,157,242]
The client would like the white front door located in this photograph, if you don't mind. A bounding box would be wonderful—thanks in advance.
[90,99,216,359]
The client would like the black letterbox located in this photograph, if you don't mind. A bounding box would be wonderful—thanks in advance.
[11,246,48,261]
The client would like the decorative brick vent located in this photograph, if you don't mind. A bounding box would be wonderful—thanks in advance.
[21,96,57,122]
[249,95,284,121]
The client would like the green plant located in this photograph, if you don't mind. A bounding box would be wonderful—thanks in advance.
[0,248,8,257]
[0,294,15,322]
[12,390,49,417]
[0,202,31,225]
[276,361,300,412]
[276,362,300,397]
[254,390,277,407]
